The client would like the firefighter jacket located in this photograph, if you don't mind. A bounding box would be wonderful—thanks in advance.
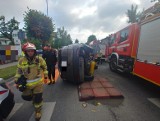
[15,55,48,87]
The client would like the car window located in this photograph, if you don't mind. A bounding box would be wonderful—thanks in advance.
[119,28,129,43]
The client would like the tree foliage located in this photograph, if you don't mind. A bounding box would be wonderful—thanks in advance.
[75,39,79,43]
[23,8,54,47]
[86,35,97,44]
[53,27,72,49]
[126,4,142,23]
[0,16,19,44]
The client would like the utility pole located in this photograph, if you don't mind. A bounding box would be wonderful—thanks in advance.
[46,0,48,15]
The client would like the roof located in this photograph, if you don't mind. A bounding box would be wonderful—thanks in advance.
[0,38,11,41]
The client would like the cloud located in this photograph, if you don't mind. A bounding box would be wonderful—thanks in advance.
[0,0,154,43]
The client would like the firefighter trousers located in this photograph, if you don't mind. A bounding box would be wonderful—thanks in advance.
[21,82,43,111]
[47,64,55,80]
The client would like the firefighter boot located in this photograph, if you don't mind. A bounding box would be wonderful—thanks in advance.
[35,107,42,121]
[52,78,55,84]
[48,79,52,85]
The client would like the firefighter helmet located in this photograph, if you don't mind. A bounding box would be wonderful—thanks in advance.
[22,42,36,51]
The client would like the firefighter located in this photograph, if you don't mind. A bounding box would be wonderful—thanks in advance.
[42,45,57,85]
[14,42,48,121]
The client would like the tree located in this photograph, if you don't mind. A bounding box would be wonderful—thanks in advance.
[86,35,97,44]
[53,27,72,49]
[126,4,142,23]
[0,16,19,44]
[23,8,55,47]
[75,39,79,43]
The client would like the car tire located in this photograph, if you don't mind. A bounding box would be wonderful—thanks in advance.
[79,57,84,84]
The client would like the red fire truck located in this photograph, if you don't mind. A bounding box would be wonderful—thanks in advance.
[107,3,160,86]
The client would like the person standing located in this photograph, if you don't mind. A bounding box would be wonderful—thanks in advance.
[42,45,57,85]
[14,42,48,121]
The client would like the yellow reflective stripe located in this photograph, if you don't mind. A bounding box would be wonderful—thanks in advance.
[14,73,21,78]
[18,64,38,71]
[22,61,28,65]
[34,102,43,108]
[26,79,42,87]
[28,64,38,67]
[27,78,41,83]
[17,64,28,69]
[43,70,48,74]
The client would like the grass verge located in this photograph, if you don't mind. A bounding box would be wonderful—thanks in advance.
[0,65,17,80]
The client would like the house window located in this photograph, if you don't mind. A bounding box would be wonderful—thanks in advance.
[120,28,129,43]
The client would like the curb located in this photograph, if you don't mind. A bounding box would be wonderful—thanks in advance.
[5,77,15,83]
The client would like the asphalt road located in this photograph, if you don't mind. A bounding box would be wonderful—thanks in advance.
[6,63,160,121]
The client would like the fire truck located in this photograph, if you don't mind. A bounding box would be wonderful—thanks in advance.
[107,3,160,86]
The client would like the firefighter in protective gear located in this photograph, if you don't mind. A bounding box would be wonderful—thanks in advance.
[14,42,48,121]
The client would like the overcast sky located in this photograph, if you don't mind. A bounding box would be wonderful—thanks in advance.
[0,0,154,43]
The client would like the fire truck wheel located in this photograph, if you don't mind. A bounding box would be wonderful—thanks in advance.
[109,56,117,71]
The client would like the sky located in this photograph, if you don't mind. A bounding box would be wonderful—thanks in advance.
[0,0,154,43]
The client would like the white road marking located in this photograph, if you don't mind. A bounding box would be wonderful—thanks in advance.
[29,102,56,121]
[148,98,160,108]
[5,103,23,121]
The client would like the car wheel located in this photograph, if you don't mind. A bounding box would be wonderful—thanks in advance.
[109,56,117,71]
[78,57,84,84]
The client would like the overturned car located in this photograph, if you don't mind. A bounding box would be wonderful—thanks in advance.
[58,43,96,84]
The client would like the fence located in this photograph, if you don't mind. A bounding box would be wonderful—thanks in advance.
[0,45,19,64]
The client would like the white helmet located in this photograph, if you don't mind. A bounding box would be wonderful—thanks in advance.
[23,42,36,51]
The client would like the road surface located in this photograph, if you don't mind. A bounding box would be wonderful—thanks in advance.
[5,63,160,121]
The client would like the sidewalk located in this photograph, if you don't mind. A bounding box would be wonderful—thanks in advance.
[0,61,18,69]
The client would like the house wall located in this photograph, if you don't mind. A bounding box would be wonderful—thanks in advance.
[0,45,19,64]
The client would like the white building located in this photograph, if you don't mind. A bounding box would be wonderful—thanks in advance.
[12,30,22,55]
[12,30,21,45]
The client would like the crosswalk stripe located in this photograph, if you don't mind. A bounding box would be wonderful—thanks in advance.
[5,103,23,121]
[29,102,56,121]
[148,98,160,108]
